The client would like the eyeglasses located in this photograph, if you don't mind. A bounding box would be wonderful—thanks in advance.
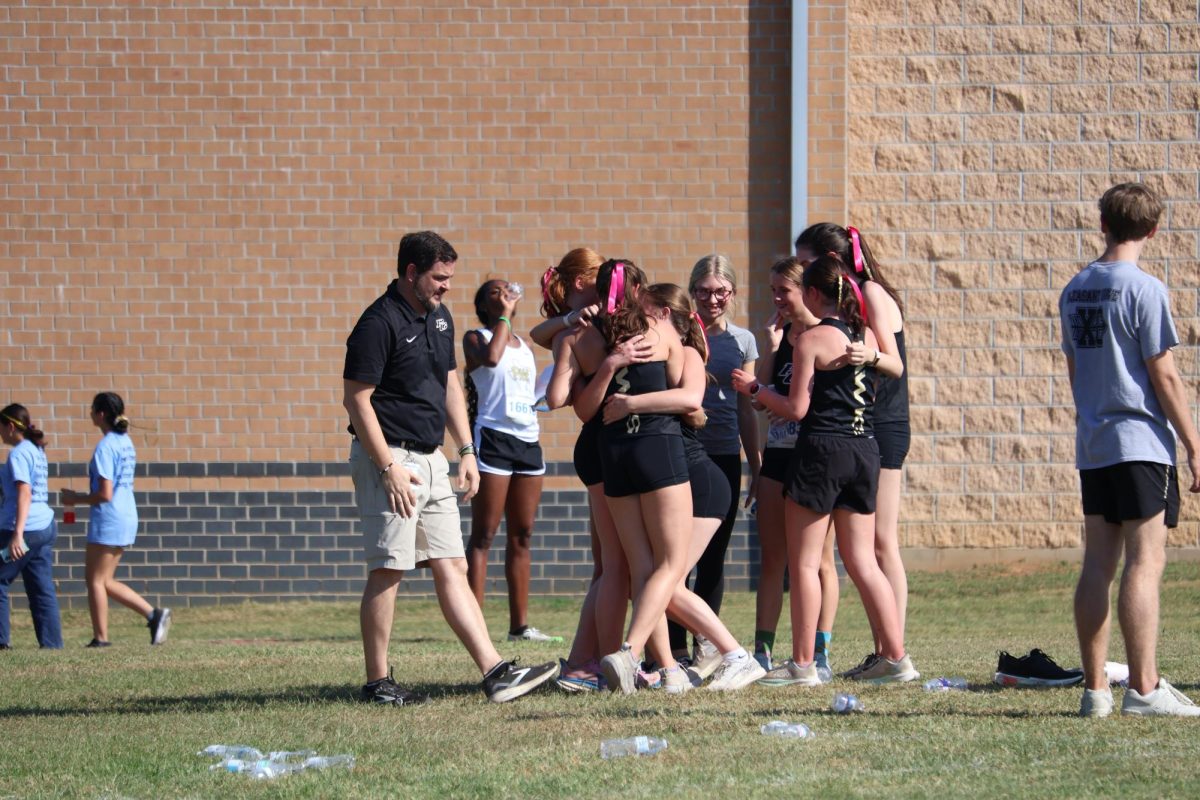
[692,287,732,302]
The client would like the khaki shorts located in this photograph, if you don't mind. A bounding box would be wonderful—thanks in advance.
[350,440,465,571]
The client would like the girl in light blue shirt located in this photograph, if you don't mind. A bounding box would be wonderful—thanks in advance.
[62,393,170,647]
[0,403,63,649]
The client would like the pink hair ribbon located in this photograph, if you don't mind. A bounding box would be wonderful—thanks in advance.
[692,311,704,332]
[843,272,868,326]
[846,226,872,279]
[540,266,556,303]
[605,262,626,314]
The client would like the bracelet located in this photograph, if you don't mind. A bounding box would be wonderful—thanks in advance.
[497,316,511,328]
[869,350,881,367]
[458,444,477,457]
[379,461,394,477]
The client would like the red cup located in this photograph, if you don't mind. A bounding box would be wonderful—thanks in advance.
[64,508,75,524]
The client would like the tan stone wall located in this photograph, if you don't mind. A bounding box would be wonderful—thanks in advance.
[847,0,1200,547]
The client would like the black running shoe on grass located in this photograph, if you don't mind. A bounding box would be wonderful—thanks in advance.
[994,648,1083,687]
[482,658,558,703]
[361,666,428,706]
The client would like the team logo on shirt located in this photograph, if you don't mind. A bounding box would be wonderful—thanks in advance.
[1069,306,1105,349]
[851,365,868,436]
[778,362,793,387]
[436,317,449,332]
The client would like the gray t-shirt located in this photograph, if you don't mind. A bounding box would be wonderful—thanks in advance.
[698,321,759,455]
[1059,260,1179,470]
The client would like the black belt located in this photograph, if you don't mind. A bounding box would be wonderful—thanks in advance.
[392,440,437,455]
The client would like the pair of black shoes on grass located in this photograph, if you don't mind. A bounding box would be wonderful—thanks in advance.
[362,659,559,706]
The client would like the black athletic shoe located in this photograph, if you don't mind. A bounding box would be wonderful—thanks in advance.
[0,643,9,650]
[147,608,171,645]
[361,667,428,706]
[85,639,111,648]
[482,658,559,703]
[994,648,1084,687]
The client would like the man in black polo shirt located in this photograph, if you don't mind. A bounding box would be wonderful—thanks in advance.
[343,231,558,704]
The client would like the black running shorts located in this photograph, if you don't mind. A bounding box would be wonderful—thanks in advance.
[784,434,879,514]
[601,434,689,498]
[476,427,545,476]
[874,422,911,470]
[760,447,793,483]
[1079,461,1180,528]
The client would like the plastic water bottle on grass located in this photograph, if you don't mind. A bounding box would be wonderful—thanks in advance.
[304,755,356,770]
[831,693,862,713]
[600,736,668,759]
[199,745,264,761]
[923,677,969,692]
[760,721,812,738]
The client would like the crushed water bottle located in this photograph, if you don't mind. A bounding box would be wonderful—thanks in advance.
[599,736,668,759]
[923,677,969,692]
[304,755,356,770]
[760,720,812,738]
[199,745,264,761]
[831,693,863,713]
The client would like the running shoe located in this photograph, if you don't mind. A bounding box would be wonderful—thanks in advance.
[707,655,767,691]
[482,658,559,703]
[554,658,603,693]
[814,650,832,674]
[636,666,662,690]
[993,649,1083,687]
[690,635,723,681]
[85,639,112,649]
[600,647,639,695]
[361,666,428,706]
[753,642,772,672]
[838,651,880,679]
[148,608,171,645]
[1079,687,1114,718]
[507,626,564,643]
[758,659,823,687]
[1121,678,1200,717]
[661,665,693,695]
[850,653,920,684]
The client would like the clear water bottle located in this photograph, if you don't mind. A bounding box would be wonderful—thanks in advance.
[0,545,12,564]
[304,755,356,770]
[199,745,265,761]
[507,281,524,301]
[249,759,305,780]
[759,720,812,738]
[831,693,862,713]
[599,736,668,759]
[923,677,969,692]
[816,665,833,683]
[267,750,316,763]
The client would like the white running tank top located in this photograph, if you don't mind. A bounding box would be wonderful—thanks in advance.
[469,328,540,442]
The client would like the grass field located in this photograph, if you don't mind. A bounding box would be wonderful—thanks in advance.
[4,560,1200,799]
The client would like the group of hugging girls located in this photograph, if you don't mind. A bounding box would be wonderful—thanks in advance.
[462,221,917,694]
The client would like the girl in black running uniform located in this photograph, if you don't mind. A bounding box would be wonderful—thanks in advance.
[732,255,917,686]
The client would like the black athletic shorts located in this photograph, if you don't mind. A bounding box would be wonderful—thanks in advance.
[689,455,731,519]
[573,419,603,487]
[760,447,793,483]
[601,434,689,498]
[476,427,545,476]
[875,423,911,470]
[1080,461,1180,528]
[784,434,879,514]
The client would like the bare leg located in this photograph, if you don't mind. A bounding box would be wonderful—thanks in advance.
[466,472,510,606]
[430,557,504,675]
[834,508,903,661]
[1074,515,1122,691]
[504,473,544,632]
[1118,513,1167,695]
[86,544,153,642]
[666,517,739,653]
[361,568,404,682]
[565,518,602,670]
[754,477,788,638]
[816,520,839,634]
[590,483,629,655]
[785,501,831,664]
[873,467,907,646]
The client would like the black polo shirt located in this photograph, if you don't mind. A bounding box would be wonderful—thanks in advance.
[343,279,457,450]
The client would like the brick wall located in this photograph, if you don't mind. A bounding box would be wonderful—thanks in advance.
[847,0,1200,548]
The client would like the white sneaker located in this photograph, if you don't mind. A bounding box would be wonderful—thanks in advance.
[707,655,767,692]
[690,636,723,681]
[1079,687,1114,718]
[1121,678,1200,717]
[600,647,639,695]
[850,653,920,684]
[506,626,563,643]
[661,665,693,695]
[758,659,823,687]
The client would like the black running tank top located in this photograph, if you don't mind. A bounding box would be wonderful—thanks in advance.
[603,361,682,439]
[873,328,909,426]
[800,318,876,438]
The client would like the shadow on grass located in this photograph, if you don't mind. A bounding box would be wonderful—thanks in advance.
[0,681,484,719]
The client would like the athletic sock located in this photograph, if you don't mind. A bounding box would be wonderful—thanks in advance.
[723,647,749,663]
[815,630,832,655]
[754,630,775,652]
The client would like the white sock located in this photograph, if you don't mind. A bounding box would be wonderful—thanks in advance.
[723,648,749,663]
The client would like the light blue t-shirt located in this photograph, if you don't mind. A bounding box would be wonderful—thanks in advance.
[1059,260,1179,470]
[1,439,54,532]
[698,321,760,455]
[89,431,138,542]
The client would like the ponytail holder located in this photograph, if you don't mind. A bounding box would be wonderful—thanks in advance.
[540,266,556,303]
[692,311,704,332]
[843,272,868,325]
[1,413,25,431]
[605,262,626,314]
[115,415,130,426]
[846,226,872,279]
